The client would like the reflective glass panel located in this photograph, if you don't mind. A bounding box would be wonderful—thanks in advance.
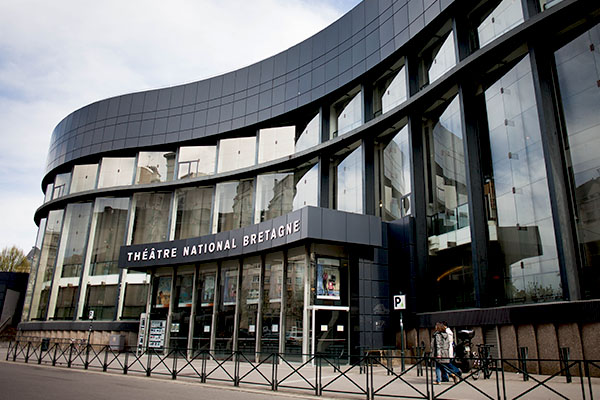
[193,266,216,351]
[258,127,295,163]
[428,32,457,84]
[330,90,362,138]
[177,146,216,179]
[554,24,600,298]
[215,261,238,354]
[174,187,213,240]
[478,0,524,48]
[239,257,261,356]
[261,252,283,355]
[217,137,256,173]
[284,247,305,358]
[54,286,77,320]
[484,55,561,303]
[539,0,563,10]
[44,183,53,203]
[136,151,176,184]
[374,63,408,116]
[90,198,130,275]
[293,163,319,210]
[295,113,320,153]
[336,146,363,214]
[255,173,294,223]
[212,180,254,233]
[382,126,412,220]
[84,285,117,320]
[52,173,71,199]
[121,283,149,319]
[170,271,194,350]
[131,192,171,244]
[97,157,135,188]
[70,164,98,193]
[22,219,46,321]
[59,202,93,278]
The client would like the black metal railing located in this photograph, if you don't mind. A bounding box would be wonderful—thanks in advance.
[5,340,599,400]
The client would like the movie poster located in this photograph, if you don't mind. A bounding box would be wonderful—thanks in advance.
[178,274,193,307]
[223,269,238,306]
[155,276,172,308]
[201,274,215,307]
[316,259,340,300]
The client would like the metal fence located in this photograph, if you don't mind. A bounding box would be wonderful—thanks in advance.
[5,340,599,400]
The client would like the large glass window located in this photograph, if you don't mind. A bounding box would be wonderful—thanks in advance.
[136,151,175,184]
[217,137,256,173]
[418,22,457,88]
[170,270,194,350]
[177,146,216,179]
[22,220,46,321]
[44,183,53,203]
[255,173,294,223]
[374,60,407,116]
[477,0,524,48]
[215,261,238,354]
[121,283,149,319]
[284,247,306,357]
[484,55,561,304]
[84,284,117,320]
[70,164,98,193]
[293,163,319,210]
[381,125,412,220]
[131,192,171,244]
[261,253,283,354]
[539,0,563,11]
[212,180,254,233]
[97,157,135,188]
[193,266,216,351]
[54,286,77,320]
[555,24,600,298]
[90,198,129,276]
[330,88,362,139]
[174,187,213,240]
[258,127,295,163]
[239,257,261,356]
[336,145,363,214]
[295,113,320,153]
[52,173,71,199]
[59,202,93,278]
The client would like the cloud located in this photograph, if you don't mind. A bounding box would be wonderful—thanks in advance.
[0,0,360,251]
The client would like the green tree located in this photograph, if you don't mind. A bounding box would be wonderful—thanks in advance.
[0,246,30,273]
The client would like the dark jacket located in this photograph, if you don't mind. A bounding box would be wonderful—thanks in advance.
[431,331,450,363]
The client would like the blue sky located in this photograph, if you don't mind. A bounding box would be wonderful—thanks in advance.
[0,0,362,253]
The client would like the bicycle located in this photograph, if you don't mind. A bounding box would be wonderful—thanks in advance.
[472,344,494,380]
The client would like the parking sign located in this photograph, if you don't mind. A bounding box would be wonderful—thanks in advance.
[393,294,406,310]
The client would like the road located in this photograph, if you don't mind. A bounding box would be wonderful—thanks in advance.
[0,362,314,400]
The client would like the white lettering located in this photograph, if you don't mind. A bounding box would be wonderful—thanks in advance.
[171,248,177,258]
[293,219,300,233]
[190,245,197,256]
[243,235,249,246]
[224,240,231,250]
[286,223,292,235]
[208,242,215,253]
[157,249,163,258]
[133,252,141,261]
[258,231,264,243]
[278,226,285,237]
[231,238,237,248]
[270,228,277,239]
[183,246,190,256]
[216,241,223,252]
[163,249,170,258]
[250,233,257,245]
[149,248,156,260]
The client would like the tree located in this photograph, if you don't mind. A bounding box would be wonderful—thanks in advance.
[0,246,31,273]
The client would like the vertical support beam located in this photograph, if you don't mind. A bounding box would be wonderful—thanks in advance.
[363,138,376,216]
[319,157,331,209]
[528,45,581,300]
[233,258,243,353]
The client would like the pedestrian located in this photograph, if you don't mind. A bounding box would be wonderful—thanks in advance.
[443,321,462,379]
[431,322,458,384]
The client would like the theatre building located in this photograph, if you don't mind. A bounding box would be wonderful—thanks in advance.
[19,0,600,361]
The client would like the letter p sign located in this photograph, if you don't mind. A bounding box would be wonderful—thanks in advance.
[393,294,406,310]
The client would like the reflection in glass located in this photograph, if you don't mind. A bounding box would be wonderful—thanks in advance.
[295,114,320,153]
[97,157,135,188]
[174,187,213,240]
[136,151,176,184]
[131,192,171,244]
[59,202,93,278]
[261,253,283,355]
[255,173,294,223]
[193,267,216,351]
[555,24,600,298]
[293,163,319,210]
[336,146,363,214]
[215,261,238,354]
[121,283,148,319]
[258,127,295,163]
[84,285,117,320]
[170,271,194,350]
[330,89,362,139]
[53,173,71,199]
[54,286,77,320]
[285,248,305,357]
[44,183,53,203]
[177,146,216,179]
[374,61,407,116]
[217,137,256,173]
[478,0,524,48]
[90,198,129,275]
[428,33,457,84]
[70,164,98,193]
[382,126,412,220]
[484,55,561,304]
[213,180,254,233]
[239,257,261,356]
[22,220,46,321]
[539,0,563,10]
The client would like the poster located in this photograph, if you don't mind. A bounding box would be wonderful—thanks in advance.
[223,269,238,306]
[148,320,166,348]
[201,274,215,307]
[316,260,340,300]
[155,276,172,308]
[178,275,193,307]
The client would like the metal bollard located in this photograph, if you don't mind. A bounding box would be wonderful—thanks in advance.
[560,347,572,383]
[519,347,529,382]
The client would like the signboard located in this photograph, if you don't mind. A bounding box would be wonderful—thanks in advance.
[148,320,166,348]
[137,313,147,355]
[88,310,95,320]
[393,294,406,310]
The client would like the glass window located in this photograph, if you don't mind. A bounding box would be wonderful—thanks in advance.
[22,219,47,321]
[90,198,130,276]
[131,192,171,244]
[44,183,53,203]
[84,285,117,320]
[374,60,407,117]
[70,164,98,193]
[336,145,363,214]
[258,126,295,163]
[261,252,283,355]
[212,180,254,233]
[293,163,319,210]
[539,0,563,10]
[54,286,77,320]
[477,0,524,48]
[59,202,93,278]
[381,125,412,220]
[122,283,149,319]
[136,151,176,184]
[484,55,561,304]
[52,172,71,199]
[284,247,305,357]
[97,157,135,188]
[418,23,457,88]
[215,261,238,354]
[295,113,320,153]
[239,257,261,356]
[255,173,294,223]
[193,266,216,351]
[177,146,216,179]
[554,24,600,298]
[330,88,362,139]
[217,137,256,173]
[174,187,213,240]
[170,271,194,350]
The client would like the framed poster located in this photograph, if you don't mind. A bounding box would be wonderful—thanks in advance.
[316,258,340,300]
[155,276,172,308]
[201,274,215,307]
[178,275,193,307]
[223,268,238,306]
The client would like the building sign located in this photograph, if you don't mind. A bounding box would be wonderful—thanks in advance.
[148,320,166,348]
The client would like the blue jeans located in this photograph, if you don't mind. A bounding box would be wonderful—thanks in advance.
[435,362,452,383]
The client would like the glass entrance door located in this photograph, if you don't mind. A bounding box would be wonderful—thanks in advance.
[311,308,349,360]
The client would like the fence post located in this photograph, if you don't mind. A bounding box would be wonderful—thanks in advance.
[12,341,18,362]
[315,355,321,397]
[85,343,90,370]
[5,341,11,361]
[25,341,31,363]
[146,349,152,377]
[103,346,109,372]
[560,347,571,383]
[68,343,74,368]
[272,353,278,391]
[234,351,240,387]
[519,347,529,382]
[123,349,129,374]
[38,343,43,364]
[201,350,207,383]
[52,343,58,366]
[172,349,178,380]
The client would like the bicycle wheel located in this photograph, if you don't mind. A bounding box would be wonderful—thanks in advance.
[472,369,480,380]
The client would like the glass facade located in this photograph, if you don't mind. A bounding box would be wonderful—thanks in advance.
[97,157,135,188]
[52,173,71,199]
[258,126,295,163]
[477,0,524,48]
[239,257,261,355]
[136,151,176,184]
[177,146,216,179]
[336,146,363,214]
[89,198,129,276]
[381,126,412,220]
[374,60,407,116]
[121,283,149,319]
[217,137,256,173]
[215,260,238,354]
[212,180,254,233]
[131,192,171,244]
[58,202,93,278]
[84,285,118,320]
[330,89,362,138]
[293,163,319,210]
[295,114,320,153]
[170,269,194,350]
[254,173,294,223]
[70,164,98,193]
[174,187,213,240]
[285,247,306,356]
[193,266,216,351]
[261,252,283,354]
[54,286,77,320]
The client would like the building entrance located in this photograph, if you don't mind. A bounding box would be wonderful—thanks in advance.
[311,307,349,360]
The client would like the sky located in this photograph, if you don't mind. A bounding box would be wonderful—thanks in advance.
[0,0,362,254]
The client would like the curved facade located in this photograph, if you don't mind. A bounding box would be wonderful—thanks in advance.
[22,0,600,360]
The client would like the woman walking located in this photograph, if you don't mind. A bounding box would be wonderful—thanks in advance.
[431,322,458,384]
